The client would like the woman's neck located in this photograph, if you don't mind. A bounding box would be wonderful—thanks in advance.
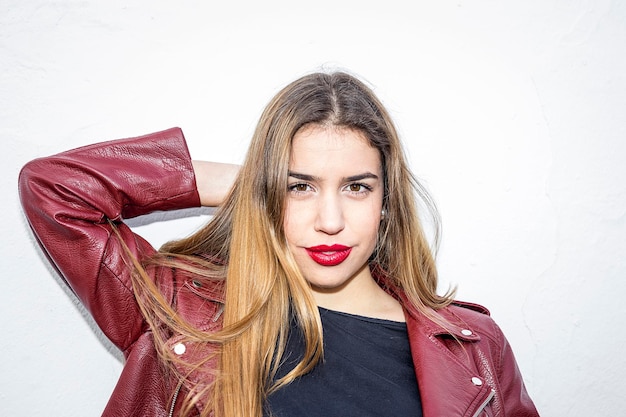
[311,267,406,322]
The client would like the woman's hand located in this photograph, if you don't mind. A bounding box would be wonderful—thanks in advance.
[192,160,239,207]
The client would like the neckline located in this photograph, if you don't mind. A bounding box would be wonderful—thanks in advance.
[318,306,407,325]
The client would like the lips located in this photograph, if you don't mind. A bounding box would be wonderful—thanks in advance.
[305,244,352,266]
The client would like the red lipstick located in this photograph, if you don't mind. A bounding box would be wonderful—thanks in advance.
[305,244,352,266]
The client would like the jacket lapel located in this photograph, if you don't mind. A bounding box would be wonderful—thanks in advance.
[405,309,494,417]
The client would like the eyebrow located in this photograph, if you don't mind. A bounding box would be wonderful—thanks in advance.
[288,171,380,182]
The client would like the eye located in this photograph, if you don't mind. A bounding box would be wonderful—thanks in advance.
[345,183,373,195]
[288,183,313,194]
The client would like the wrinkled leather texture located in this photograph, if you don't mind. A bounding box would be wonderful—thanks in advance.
[19,128,539,417]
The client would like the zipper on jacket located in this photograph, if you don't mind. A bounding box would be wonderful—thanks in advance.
[213,303,225,322]
[168,380,184,417]
[471,389,495,417]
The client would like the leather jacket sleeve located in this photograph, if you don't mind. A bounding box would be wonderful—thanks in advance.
[18,127,201,354]
[493,320,539,416]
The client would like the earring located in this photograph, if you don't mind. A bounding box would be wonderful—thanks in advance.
[381,209,386,220]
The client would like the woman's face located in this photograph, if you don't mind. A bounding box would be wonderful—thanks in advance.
[284,124,384,303]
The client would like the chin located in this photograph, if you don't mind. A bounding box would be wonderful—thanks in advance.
[307,278,351,292]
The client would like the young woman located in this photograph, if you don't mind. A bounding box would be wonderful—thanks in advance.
[19,71,539,416]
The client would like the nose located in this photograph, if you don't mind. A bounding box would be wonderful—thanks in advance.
[314,194,345,235]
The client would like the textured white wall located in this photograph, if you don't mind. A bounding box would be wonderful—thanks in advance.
[3,1,625,416]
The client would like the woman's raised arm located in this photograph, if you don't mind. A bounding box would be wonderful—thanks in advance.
[192,160,239,207]
[18,127,201,352]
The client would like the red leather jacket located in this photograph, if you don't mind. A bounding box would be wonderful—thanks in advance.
[19,128,539,417]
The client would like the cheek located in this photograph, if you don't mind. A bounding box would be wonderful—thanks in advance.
[282,203,300,247]
[363,216,382,246]
[350,205,383,245]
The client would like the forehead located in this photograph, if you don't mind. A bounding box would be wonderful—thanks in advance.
[290,125,381,173]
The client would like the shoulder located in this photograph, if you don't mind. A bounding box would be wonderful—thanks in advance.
[439,299,491,322]
[437,300,505,343]
[450,300,491,316]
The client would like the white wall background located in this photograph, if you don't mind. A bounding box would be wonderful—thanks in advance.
[2,1,625,416]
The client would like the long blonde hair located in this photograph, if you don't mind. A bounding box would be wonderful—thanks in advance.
[130,71,454,416]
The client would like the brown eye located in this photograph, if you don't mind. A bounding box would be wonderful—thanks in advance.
[288,183,312,193]
[345,182,372,195]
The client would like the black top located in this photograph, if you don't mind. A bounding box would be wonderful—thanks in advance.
[265,307,423,417]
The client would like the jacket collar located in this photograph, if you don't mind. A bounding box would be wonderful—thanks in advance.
[405,312,494,417]
[372,265,494,417]
[371,265,480,341]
